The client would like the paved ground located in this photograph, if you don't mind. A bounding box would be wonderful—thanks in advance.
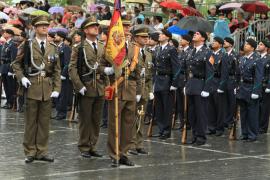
[1,104,270,180]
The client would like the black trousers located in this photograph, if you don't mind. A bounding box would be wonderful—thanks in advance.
[225,88,236,126]
[188,95,208,142]
[259,91,270,132]
[56,80,72,117]
[175,88,184,124]
[208,92,226,132]
[2,74,16,105]
[239,99,259,140]
[154,90,174,135]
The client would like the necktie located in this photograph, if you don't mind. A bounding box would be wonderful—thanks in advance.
[40,41,45,55]
[92,42,97,54]
[141,49,146,61]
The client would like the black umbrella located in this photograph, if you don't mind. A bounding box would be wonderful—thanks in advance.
[176,16,213,32]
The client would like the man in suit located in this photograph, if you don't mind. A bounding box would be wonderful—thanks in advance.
[207,36,229,136]
[223,37,239,129]
[0,29,18,109]
[105,23,142,167]
[185,31,213,145]
[236,38,263,142]
[54,31,72,120]
[12,15,61,163]
[257,39,270,134]
[152,29,179,139]
[69,18,106,158]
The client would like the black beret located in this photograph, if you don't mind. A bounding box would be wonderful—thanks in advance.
[161,29,172,39]
[198,30,208,41]
[246,38,257,49]
[65,36,72,44]
[48,32,55,38]
[170,39,179,49]
[224,37,234,46]
[4,29,15,36]
[213,36,224,45]
[149,32,160,42]
[181,34,192,43]
[56,31,67,39]
[74,30,84,37]
[261,39,270,48]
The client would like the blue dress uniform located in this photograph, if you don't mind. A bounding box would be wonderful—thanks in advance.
[175,46,193,128]
[153,43,179,137]
[236,51,263,141]
[207,48,229,135]
[224,49,239,127]
[0,38,18,108]
[185,45,213,145]
[259,53,270,133]
[55,42,72,119]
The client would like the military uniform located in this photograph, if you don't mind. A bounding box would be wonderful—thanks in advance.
[55,41,72,119]
[69,19,106,156]
[12,16,61,161]
[185,45,213,145]
[236,49,263,141]
[0,34,18,109]
[259,52,270,133]
[207,48,228,135]
[153,42,179,138]
[131,47,153,150]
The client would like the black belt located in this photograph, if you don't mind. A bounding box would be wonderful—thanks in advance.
[156,72,172,76]
[241,79,254,84]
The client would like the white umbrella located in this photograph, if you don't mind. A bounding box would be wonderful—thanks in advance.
[21,7,38,15]
[0,12,9,20]
[219,2,243,11]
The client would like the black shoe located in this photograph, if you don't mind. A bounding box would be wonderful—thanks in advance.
[159,134,170,140]
[240,136,248,141]
[100,123,107,128]
[17,107,24,113]
[89,151,103,157]
[215,131,224,137]
[111,158,120,167]
[35,155,54,162]
[81,152,91,158]
[152,133,162,138]
[259,129,267,134]
[55,116,66,120]
[206,130,216,135]
[136,148,148,155]
[186,138,197,145]
[195,140,206,146]
[25,156,35,163]
[119,156,135,166]
[245,138,257,142]
[2,104,12,109]
[128,149,138,155]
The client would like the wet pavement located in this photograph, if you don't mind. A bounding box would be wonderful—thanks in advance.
[1,104,270,180]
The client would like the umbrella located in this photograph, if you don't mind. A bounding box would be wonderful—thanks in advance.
[180,6,203,17]
[21,7,38,15]
[160,1,183,11]
[30,10,50,17]
[65,5,83,12]
[20,0,35,6]
[98,20,111,27]
[126,0,150,4]
[241,1,269,14]
[219,2,242,11]
[49,6,64,15]
[0,12,9,20]
[49,27,69,34]
[3,7,18,15]
[3,25,22,36]
[7,19,23,26]
[176,16,213,32]
[88,4,105,13]
[167,25,188,35]
[96,0,114,7]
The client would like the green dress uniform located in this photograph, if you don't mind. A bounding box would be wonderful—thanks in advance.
[12,16,61,159]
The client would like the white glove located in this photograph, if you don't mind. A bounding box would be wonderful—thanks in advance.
[265,88,270,93]
[149,92,154,100]
[104,67,114,75]
[50,91,59,98]
[217,89,224,93]
[21,77,31,88]
[234,88,236,95]
[136,95,141,102]
[61,75,66,80]
[170,86,177,91]
[79,86,87,96]
[201,91,209,97]
[183,87,186,95]
[140,68,145,77]
[251,93,259,99]
[7,72,13,76]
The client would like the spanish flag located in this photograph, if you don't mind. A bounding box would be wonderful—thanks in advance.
[105,0,126,67]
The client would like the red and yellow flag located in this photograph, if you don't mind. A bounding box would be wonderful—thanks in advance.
[105,0,126,67]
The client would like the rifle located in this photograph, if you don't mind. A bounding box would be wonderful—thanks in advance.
[229,105,240,140]
[171,91,177,129]
[147,99,155,137]
[181,94,188,144]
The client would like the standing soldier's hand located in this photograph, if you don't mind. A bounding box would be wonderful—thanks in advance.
[21,77,31,88]
[79,86,87,96]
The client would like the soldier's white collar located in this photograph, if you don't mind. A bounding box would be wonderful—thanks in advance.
[161,42,168,50]
[227,48,233,55]
[260,52,267,58]
[195,44,203,53]
[245,52,254,59]
[183,46,189,52]
[35,37,46,48]
[85,38,98,50]
[213,48,221,55]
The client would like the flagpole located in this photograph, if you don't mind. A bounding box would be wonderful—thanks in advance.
[114,77,119,166]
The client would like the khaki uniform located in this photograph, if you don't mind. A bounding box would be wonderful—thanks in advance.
[107,43,142,160]
[69,40,107,153]
[131,48,153,149]
[12,39,61,157]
